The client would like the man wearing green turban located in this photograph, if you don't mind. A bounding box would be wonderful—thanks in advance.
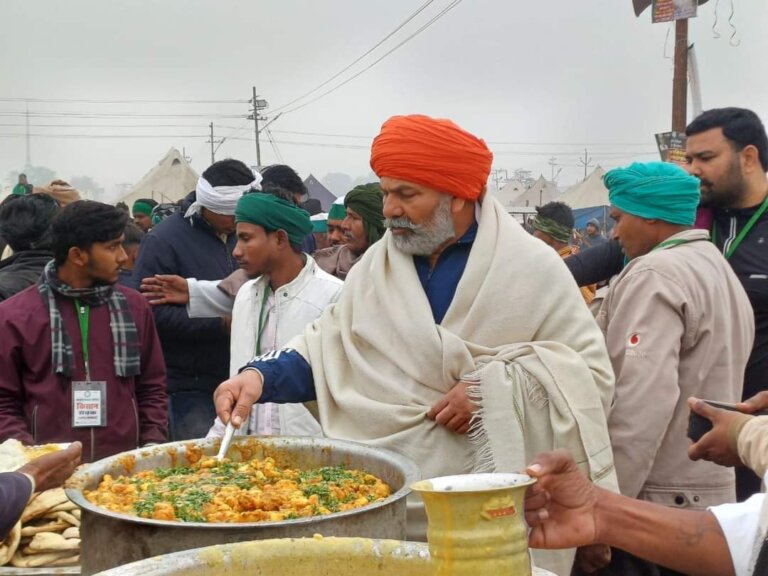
[140,189,343,437]
[591,161,755,576]
[326,197,347,247]
[132,198,158,232]
[314,183,384,280]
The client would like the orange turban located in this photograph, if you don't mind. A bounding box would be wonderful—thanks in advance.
[370,114,493,201]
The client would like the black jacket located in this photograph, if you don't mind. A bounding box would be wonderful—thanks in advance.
[712,204,768,400]
[0,250,52,301]
[129,192,237,394]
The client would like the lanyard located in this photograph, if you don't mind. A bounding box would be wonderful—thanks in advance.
[255,287,271,356]
[711,195,768,260]
[74,299,91,380]
[651,238,701,252]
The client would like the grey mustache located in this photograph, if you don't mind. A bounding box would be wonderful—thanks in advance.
[385,218,418,230]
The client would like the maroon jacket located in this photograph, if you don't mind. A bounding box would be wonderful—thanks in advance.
[0,284,168,462]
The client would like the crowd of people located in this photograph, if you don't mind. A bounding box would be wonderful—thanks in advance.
[0,106,767,575]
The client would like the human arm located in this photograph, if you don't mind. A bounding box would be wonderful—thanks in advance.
[604,269,686,498]
[735,416,768,478]
[141,275,234,318]
[0,473,33,540]
[0,442,82,539]
[130,234,228,339]
[134,303,169,445]
[525,450,735,576]
[563,238,624,286]
[213,349,315,428]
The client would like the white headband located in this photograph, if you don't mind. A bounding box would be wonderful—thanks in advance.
[184,172,263,218]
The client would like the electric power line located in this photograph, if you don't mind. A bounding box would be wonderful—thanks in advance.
[269,0,436,115]
[0,97,248,104]
[0,112,247,119]
[276,0,467,116]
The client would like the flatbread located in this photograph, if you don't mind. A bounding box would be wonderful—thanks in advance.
[0,522,21,565]
[26,532,80,553]
[49,553,79,567]
[49,501,77,513]
[50,511,79,527]
[21,488,68,522]
[20,521,68,536]
[61,527,79,539]
[10,549,73,568]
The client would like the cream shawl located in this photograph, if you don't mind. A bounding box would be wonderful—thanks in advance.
[289,197,616,571]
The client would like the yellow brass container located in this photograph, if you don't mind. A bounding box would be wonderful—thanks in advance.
[412,473,536,576]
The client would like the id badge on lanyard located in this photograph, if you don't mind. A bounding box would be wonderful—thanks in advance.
[71,299,108,428]
[72,380,107,427]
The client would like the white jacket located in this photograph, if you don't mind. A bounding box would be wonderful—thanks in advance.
[208,256,343,438]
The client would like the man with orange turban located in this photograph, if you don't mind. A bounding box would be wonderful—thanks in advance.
[212,115,616,575]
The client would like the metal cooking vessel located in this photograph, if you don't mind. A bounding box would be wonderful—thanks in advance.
[92,538,556,576]
[66,436,420,576]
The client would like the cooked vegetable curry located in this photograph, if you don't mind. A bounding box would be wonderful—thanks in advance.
[84,456,391,523]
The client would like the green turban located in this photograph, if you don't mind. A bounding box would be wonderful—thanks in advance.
[605,162,700,226]
[132,200,154,217]
[235,193,313,247]
[344,183,385,246]
[328,201,346,221]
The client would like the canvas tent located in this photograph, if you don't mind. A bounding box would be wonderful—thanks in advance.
[303,174,337,211]
[559,167,611,230]
[118,148,198,208]
[508,175,558,208]
[489,180,525,210]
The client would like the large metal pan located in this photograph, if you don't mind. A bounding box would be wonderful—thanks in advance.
[65,436,420,575]
[91,537,556,576]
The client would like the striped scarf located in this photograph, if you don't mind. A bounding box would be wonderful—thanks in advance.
[38,261,141,378]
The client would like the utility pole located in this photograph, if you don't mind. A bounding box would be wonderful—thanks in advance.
[578,148,594,181]
[208,122,215,164]
[250,87,269,168]
[548,156,562,184]
[632,0,711,131]
[206,123,225,164]
[672,18,688,132]
[490,168,508,192]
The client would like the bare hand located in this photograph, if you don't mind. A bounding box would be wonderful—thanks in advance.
[140,275,189,305]
[687,397,751,467]
[738,391,768,414]
[213,370,264,428]
[19,442,82,492]
[426,381,475,434]
[574,544,611,573]
[524,449,599,550]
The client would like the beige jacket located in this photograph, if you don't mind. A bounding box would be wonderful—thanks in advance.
[597,229,754,510]
[738,415,768,478]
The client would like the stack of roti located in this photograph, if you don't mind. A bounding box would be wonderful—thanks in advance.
[0,440,80,567]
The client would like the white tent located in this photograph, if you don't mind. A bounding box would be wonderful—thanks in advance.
[559,166,608,209]
[509,175,558,208]
[118,148,198,207]
[489,180,525,209]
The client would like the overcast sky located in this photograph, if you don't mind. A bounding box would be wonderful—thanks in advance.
[0,0,765,199]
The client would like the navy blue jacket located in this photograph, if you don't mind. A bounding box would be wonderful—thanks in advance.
[130,192,237,394]
[247,223,477,404]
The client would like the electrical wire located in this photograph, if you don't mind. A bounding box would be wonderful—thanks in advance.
[276,0,467,116]
[0,97,247,104]
[269,0,436,114]
[0,111,246,119]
